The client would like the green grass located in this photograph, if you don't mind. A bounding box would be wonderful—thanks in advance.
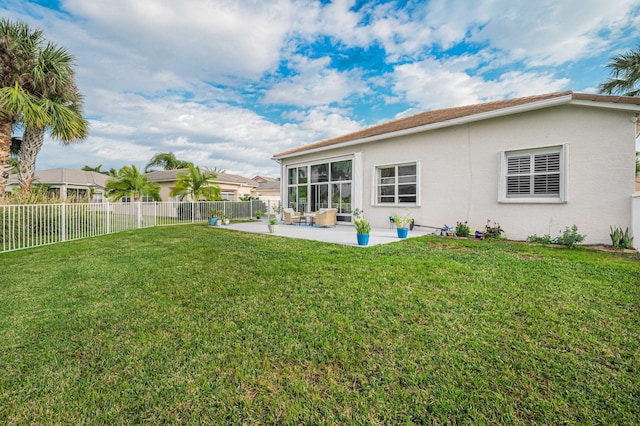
[1,225,638,424]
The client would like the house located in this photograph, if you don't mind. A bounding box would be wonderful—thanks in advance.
[272,91,640,249]
[252,176,281,202]
[7,168,109,202]
[146,169,280,203]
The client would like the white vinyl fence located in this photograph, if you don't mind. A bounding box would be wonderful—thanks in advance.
[1,200,271,253]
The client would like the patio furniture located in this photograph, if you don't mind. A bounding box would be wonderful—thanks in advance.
[283,208,301,224]
[315,208,337,227]
[300,212,316,226]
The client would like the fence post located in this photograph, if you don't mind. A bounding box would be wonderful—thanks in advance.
[61,203,67,242]
[191,201,195,223]
[137,202,142,228]
[106,202,111,234]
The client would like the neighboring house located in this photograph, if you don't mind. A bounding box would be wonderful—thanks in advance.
[7,168,109,202]
[147,169,272,202]
[272,91,640,248]
[252,176,281,202]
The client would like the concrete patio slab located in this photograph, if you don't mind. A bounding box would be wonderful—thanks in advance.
[214,220,433,246]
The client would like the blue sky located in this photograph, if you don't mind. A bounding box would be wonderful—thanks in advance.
[2,0,640,177]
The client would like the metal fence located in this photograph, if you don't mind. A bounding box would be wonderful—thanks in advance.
[1,200,272,253]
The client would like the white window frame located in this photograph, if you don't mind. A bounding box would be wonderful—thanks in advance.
[498,144,568,203]
[372,161,421,206]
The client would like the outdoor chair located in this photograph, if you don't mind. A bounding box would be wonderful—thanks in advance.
[283,208,301,224]
[314,208,337,227]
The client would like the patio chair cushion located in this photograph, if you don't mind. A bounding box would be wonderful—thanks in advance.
[315,208,337,227]
[283,208,300,224]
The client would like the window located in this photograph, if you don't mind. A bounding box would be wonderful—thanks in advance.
[287,159,353,219]
[500,145,567,203]
[375,162,418,205]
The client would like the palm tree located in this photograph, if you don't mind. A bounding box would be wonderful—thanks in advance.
[599,44,640,96]
[0,19,48,198]
[82,164,103,173]
[145,152,193,172]
[170,164,222,201]
[105,165,160,202]
[16,41,88,192]
[9,136,21,173]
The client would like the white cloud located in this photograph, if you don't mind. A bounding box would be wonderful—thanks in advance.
[62,0,296,79]
[262,55,370,106]
[391,58,570,110]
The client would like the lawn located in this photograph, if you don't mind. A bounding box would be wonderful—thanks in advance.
[1,225,638,424]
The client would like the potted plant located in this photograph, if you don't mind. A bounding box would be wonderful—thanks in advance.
[209,208,222,226]
[255,210,263,219]
[223,215,230,225]
[354,215,371,246]
[391,209,413,238]
[268,218,279,233]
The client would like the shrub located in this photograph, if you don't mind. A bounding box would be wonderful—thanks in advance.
[555,225,585,248]
[455,221,470,237]
[527,225,585,248]
[484,220,504,239]
[610,225,634,249]
[526,234,554,244]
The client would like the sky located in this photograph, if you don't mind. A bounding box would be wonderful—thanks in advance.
[2,0,640,178]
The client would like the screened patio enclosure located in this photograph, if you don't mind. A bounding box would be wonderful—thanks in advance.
[286,159,353,222]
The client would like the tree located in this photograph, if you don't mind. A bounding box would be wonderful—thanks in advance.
[0,18,87,196]
[0,19,48,198]
[17,39,88,192]
[9,136,20,173]
[82,164,103,173]
[170,164,221,201]
[105,165,160,202]
[599,44,640,97]
[145,152,193,172]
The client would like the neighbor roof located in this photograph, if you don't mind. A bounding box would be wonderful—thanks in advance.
[273,91,640,159]
[7,168,109,188]
[146,169,258,187]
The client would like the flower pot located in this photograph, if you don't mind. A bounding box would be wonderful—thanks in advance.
[224,219,230,225]
[397,227,409,238]
[268,224,279,233]
[356,233,370,246]
[209,218,218,226]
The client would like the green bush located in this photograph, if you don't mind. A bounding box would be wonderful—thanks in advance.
[484,220,504,239]
[610,225,634,249]
[555,225,585,247]
[455,221,470,237]
[527,225,585,248]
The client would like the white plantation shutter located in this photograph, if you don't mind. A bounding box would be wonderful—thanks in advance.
[506,149,562,197]
[506,155,531,195]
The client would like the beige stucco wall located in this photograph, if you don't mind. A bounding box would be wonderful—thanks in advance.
[279,104,639,247]
[154,181,255,201]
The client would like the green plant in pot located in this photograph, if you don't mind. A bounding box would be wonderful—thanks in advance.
[352,209,370,246]
[268,217,279,233]
[209,208,223,226]
[391,209,413,238]
[255,210,263,219]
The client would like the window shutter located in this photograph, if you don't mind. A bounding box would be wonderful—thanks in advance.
[506,155,530,196]
[533,152,560,195]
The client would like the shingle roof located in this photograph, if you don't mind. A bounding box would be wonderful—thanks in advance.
[255,180,280,191]
[8,168,109,188]
[146,169,258,187]
[273,91,640,158]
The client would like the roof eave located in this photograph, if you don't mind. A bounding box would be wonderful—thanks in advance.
[273,94,576,160]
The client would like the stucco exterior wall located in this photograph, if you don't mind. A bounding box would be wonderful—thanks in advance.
[279,104,638,246]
